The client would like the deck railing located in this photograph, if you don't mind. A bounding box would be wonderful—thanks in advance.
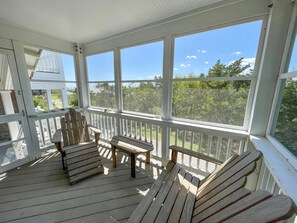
[87,109,248,173]
[30,108,296,222]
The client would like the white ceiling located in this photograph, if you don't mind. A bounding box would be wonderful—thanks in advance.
[0,0,225,44]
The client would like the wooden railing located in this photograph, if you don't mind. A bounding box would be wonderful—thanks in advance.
[26,108,297,222]
[87,109,248,173]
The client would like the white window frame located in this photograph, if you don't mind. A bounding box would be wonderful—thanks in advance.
[26,47,78,113]
[119,39,164,118]
[170,18,266,130]
[266,4,297,171]
[86,50,116,111]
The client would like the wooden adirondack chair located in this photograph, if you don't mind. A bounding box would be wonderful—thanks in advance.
[52,108,104,184]
[106,145,296,222]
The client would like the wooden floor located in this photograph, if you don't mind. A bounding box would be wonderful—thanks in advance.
[0,143,164,223]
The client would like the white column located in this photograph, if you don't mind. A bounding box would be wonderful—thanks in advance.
[114,47,122,113]
[161,35,174,164]
[114,47,122,135]
[74,43,88,109]
[249,0,294,135]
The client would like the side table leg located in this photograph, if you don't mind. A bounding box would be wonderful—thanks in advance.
[146,151,151,164]
[131,153,136,178]
[112,146,117,168]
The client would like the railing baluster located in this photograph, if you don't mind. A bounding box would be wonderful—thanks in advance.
[206,135,212,171]
[39,120,45,148]
[150,124,153,143]
[181,130,185,164]
[226,138,232,160]
[197,133,203,168]
[46,118,52,143]
[139,122,142,140]
[99,115,103,134]
[175,129,178,146]
[145,123,148,142]
[238,140,244,154]
[134,121,137,139]
[216,137,222,168]
[190,131,194,167]
[156,125,159,157]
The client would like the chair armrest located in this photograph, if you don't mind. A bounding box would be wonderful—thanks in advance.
[52,129,62,143]
[87,124,102,134]
[169,145,223,165]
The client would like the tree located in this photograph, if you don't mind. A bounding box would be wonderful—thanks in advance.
[172,59,251,126]
[275,78,297,156]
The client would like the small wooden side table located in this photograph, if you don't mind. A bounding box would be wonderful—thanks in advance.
[110,135,154,178]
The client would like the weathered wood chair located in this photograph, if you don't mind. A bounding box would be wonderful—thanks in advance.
[106,145,296,222]
[52,108,104,184]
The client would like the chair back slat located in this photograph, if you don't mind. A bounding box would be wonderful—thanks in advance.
[61,117,69,146]
[61,108,90,147]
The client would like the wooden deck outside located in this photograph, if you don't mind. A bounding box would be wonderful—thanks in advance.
[0,143,164,223]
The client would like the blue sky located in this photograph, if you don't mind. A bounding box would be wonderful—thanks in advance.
[288,33,297,73]
[78,20,263,82]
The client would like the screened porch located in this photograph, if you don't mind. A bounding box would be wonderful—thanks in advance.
[0,0,297,222]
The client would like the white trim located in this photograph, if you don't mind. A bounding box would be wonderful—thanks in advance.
[88,80,115,84]
[244,16,268,130]
[267,135,297,171]
[171,116,246,131]
[121,79,162,83]
[249,0,294,135]
[266,3,297,135]
[250,135,297,205]
[172,76,253,82]
[114,47,122,113]
[279,70,297,79]
[87,108,248,139]
[0,22,75,54]
[30,80,76,83]
[0,114,21,123]
[0,137,25,147]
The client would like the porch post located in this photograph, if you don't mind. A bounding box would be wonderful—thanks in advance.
[114,47,122,135]
[74,43,90,125]
[161,35,174,165]
[74,44,88,107]
[249,0,294,135]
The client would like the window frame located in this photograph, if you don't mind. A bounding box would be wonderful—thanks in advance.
[86,50,116,111]
[267,6,297,170]
[26,47,79,113]
[170,18,266,130]
[119,39,165,117]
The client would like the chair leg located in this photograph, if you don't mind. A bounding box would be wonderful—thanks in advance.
[61,151,66,170]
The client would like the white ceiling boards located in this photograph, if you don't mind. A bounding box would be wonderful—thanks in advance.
[0,0,224,43]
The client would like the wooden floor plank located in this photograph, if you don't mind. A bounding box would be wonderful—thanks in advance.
[0,146,163,223]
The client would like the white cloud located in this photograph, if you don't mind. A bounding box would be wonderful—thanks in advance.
[174,67,179,71]
[241,57,256,67]
[186,55,197,59]
[204,61,209,64]
[232,51,242,55]
[187,64,191,67]
[229,57,256,74]
[197,49,207,54]
[180,64,187,68]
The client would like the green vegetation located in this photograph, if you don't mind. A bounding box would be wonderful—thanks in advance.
[91,58,252,126]
[275,78,297,156]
